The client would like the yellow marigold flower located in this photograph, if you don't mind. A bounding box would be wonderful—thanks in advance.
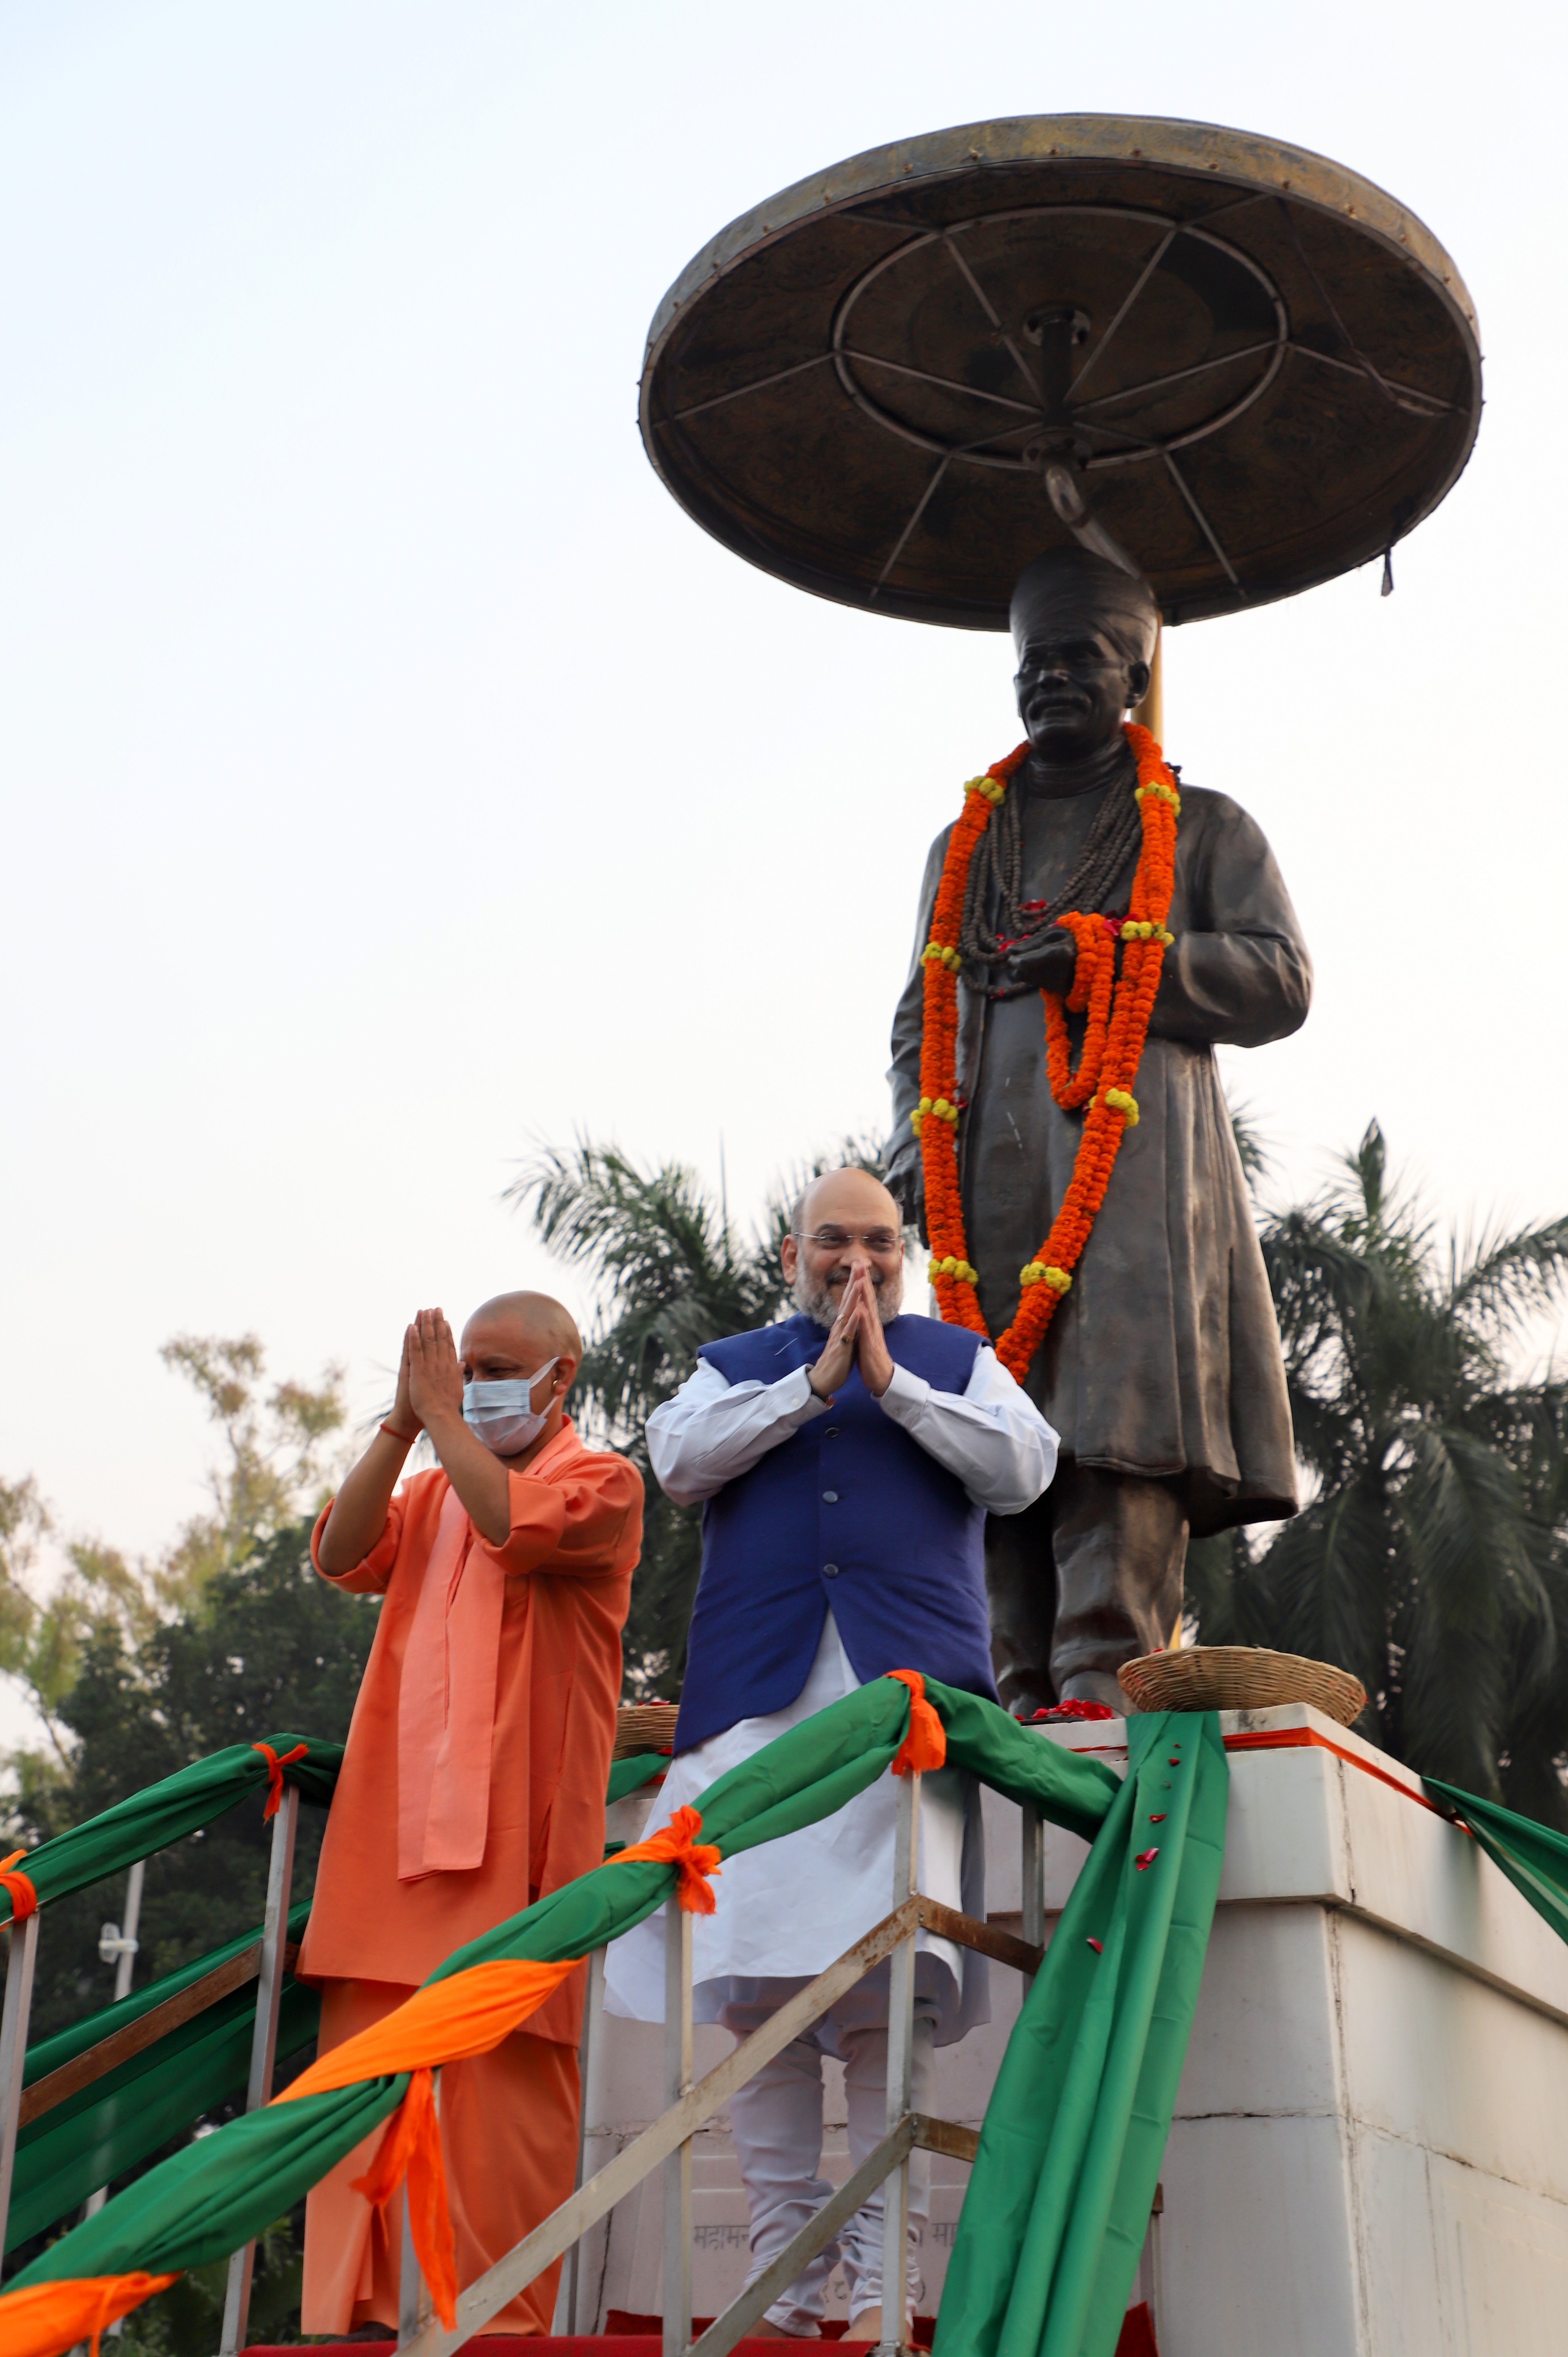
[1020,1261,1071,1290]
[1103,1088,1140,1126]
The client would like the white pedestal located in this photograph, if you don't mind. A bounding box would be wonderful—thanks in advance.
[581,1709,1568,2352]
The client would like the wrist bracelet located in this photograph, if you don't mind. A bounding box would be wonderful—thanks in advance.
[380,1421,419,1445]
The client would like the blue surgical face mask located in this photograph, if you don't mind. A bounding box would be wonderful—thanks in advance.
[461,1359,561,1457]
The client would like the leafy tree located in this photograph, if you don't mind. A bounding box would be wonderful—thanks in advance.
[148,1334,347,1618]
[1187,1122,1568,1818]
[10,1520,379,2043]
[508,1136,884,1697]
[1,1336,347,1781]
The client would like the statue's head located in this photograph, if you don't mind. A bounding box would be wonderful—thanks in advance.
[1010,547,1158,763]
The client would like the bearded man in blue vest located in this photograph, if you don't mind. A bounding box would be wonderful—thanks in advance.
[603,1165,1056,2342]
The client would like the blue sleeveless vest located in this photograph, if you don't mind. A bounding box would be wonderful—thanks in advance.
[672,1312,999,1754]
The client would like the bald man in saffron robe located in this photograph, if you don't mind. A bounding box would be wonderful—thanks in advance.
[297,1296,642,2337]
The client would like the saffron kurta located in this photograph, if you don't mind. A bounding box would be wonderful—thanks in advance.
[299,1418,641,2335]
[299,1417,642,2041]
[887,777,1310,1534]
[302,1980,582,2338]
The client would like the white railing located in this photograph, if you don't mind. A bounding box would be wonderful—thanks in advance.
[219,1784,300,2356]
[394,1774,1048,2357]
[1,1776,1055,2357]
[0,1784,301,2356]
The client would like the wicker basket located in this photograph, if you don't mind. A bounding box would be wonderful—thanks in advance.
[613,1702,680,1760]
[1117,1645,1366,1725]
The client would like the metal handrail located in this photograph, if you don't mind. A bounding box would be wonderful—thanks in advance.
[0,1759,1049,2346]
[395,1777,1050,2356]
[20,1935,304,2131]
[0,1763,322,2273]
[0,1913,41,2252]
[218,1784,300,2357]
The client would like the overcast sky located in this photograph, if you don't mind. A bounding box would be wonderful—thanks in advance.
[2,2,1563,1745]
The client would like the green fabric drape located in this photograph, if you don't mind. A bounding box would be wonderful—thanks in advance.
[19,1694,1568,2357]
[1424,1777,1568,1945]
[606,1753,670,1805]
[934,1712,1228,2357]
[7,1678,1126,2305]
[8,1906,318,2255]
[9,1742,686,2244]
[0,1738,342,1926]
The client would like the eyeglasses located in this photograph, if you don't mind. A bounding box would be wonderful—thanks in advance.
[796,1227,904,1257]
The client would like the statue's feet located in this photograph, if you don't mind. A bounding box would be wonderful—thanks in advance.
[1055,1669,1128,1712]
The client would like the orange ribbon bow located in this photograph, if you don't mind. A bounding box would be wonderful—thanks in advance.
[352,2064,458,2328]
[884,1671,947,1775]
[615,1804,723,1914]
[251,1741,308,1820]
[0,1848,39,1921]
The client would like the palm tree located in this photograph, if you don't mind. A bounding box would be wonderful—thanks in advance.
[506,1137,882,1698]
[1186,1122,1568,1820]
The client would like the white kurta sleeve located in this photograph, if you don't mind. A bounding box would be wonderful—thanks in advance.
[875,1346,1058,1514]
[646,1357,830,1505]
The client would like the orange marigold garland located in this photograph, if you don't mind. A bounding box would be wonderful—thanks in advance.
[914,721,1179,1380]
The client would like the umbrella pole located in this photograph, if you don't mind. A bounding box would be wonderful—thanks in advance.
[1132,626,1164,746]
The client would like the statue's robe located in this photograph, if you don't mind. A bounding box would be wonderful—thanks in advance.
[887,773,1310,1535]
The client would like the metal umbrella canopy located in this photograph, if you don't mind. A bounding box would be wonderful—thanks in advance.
[640,116,1481,628]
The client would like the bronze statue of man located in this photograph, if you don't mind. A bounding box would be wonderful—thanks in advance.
[886,547,1310,1713]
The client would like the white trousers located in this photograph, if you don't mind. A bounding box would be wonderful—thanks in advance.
[718,1970,938,2335]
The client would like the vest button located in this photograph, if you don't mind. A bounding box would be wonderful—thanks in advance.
[823,1490,838,1503]
[823,1426,840,1438]
[823,1563,840,1578]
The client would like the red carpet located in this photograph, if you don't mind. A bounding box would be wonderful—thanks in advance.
[245,2342,889,2356]
[249,2307,1156,2355]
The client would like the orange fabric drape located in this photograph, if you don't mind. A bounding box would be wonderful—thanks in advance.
[884,1671,947,1776]
[279,1958,576,2330]
[1222,1725,1464,1823]
[0,1848,38,1920]
[279,1957,578,2103]
[351,2065,457,2327]
[302,1982,581,2339]
[0,2273,179,2357]
[250,1742,308,1821]
[613,1805,722,1914]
